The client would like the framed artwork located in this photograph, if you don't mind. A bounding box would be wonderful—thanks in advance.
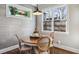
[6,4,32,19]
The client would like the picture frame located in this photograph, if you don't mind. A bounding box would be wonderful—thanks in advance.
[6,4,32,19]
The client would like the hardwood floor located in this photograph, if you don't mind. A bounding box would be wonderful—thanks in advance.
[3,47,76,54]
[50,47,76,54]
[3,48,19,54]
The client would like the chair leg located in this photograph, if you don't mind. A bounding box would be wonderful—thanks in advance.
[19,50,21,54]
[27,50,31,54]
[25,50,29,54]
[19,50,32,54]
[24,50,26,54]
[25,50,28,54]
[29,50,32,54]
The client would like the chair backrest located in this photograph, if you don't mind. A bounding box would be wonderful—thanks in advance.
[15,34,22,49]
[48,32,54,47]
[49,32,54,39]
[38,37,50,52]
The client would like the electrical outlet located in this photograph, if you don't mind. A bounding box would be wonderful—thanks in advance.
[57,40,61,44]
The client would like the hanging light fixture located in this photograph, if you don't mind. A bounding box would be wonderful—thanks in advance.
[31,4,42,37]
[33,4,42,15]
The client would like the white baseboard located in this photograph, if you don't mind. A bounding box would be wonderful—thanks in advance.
[54,43,79,53]
[0,43,79,54]
[0,45,18,54]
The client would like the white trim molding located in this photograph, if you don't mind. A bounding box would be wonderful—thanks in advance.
[0,43,79,54]
[0,45,18,54]
[54,43,79,53]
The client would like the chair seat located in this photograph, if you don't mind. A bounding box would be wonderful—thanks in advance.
[19,45,32,51]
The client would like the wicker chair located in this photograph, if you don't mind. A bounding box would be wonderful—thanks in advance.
[48,32,54,53]
[37,37,50,54]
[15,34,32,54]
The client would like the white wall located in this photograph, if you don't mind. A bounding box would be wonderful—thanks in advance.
[38,4,79,52]
[0,4,35,49]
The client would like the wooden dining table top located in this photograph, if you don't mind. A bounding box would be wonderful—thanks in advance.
[21,35,49,46]
[21,36,40,46]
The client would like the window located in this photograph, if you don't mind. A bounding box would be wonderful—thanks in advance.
[53,5,68,32]
[42,5,68,33]
[42,9,54,32]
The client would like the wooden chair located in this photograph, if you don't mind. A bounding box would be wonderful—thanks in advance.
[48,32,54,53]
[15,34,32,54]
[37,37,50,54]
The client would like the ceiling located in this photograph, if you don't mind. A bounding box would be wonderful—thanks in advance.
[20,4,63,10]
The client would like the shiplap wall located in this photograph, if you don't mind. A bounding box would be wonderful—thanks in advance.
[0,4,35,49]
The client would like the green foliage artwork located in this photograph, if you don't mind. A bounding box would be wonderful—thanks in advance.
[9,6,30,17]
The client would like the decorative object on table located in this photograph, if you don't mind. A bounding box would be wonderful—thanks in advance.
[30,36,40,44]
[33,4,42,15]
[6,4,32,19]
